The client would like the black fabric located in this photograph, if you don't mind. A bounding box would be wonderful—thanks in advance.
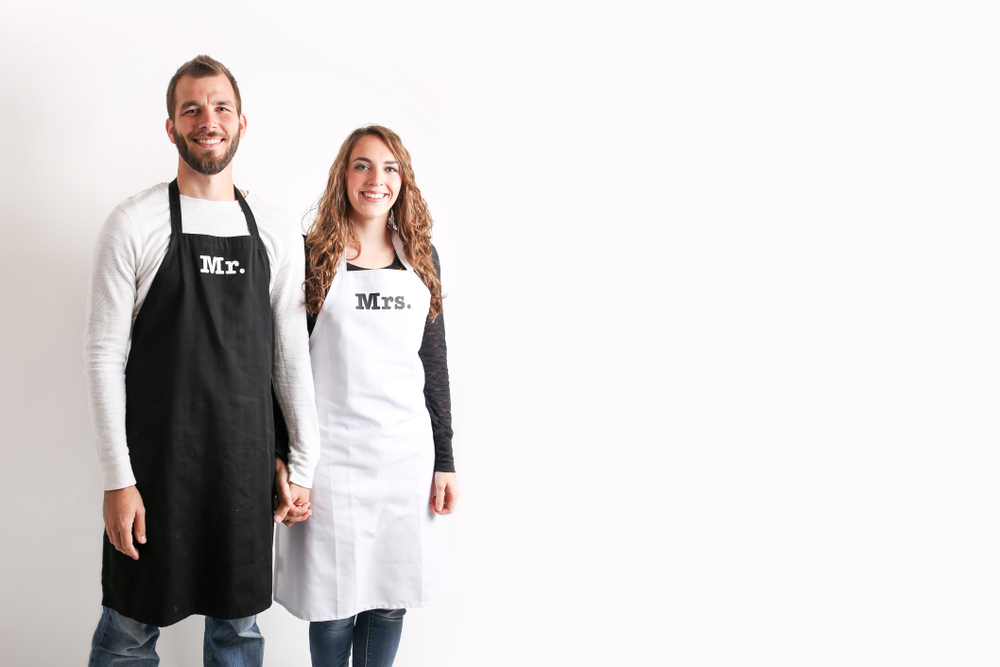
[103,180,275,626]
[417,248,454,472]
[345,254,405,272]
[275,244,454,472]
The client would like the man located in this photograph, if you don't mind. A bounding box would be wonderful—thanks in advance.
[85,55,318,665]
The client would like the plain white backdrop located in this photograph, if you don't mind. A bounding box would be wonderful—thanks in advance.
[1,1,998,665]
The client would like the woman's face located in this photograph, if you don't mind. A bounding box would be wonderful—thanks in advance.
[345,135,402,224]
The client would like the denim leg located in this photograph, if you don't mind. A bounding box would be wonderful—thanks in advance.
[352,609,405,667]
[203,615,264,667]
[89,606,161,667]
[309,616,356,667]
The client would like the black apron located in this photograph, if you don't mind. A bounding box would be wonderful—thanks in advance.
[102,180,275,626]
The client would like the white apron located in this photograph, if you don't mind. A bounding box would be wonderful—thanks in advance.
[274,232,444,621]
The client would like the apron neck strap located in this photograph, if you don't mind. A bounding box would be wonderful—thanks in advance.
[168,179,183,237]
[390,230,413,271]
[234,187,261,239]
[168,179,261,240]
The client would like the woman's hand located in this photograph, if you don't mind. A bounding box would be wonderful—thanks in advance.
[430,472,460,515]
[274,456,312,526]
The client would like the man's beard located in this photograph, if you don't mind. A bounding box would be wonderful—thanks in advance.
[173,128,240,175]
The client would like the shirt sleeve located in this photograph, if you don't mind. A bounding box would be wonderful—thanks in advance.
[84,206,141,490]
[269,222,321,488]
[420,246,456,472]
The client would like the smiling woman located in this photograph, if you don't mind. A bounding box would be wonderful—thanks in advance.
[273,125,457,667]
[303,126,442,317]
[345,136,402,226]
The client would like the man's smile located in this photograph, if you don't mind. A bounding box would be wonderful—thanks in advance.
[193,135,224,147]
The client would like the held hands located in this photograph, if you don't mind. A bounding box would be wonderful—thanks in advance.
[104,461,308,560]
[104,485,146,560]
[430,471,460,515]
[274,456,312,526]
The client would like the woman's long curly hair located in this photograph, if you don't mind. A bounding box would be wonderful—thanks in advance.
[304,125,442,319]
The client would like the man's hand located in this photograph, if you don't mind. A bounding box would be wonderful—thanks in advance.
[430,472,460,515]
[104,485,146,560]
[274,456,312,526]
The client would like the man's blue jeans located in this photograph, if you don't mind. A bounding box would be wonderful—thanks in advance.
[88,606,265,667]
[309,609,405,667]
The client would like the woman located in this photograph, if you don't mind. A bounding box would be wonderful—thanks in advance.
[273,126,459,667]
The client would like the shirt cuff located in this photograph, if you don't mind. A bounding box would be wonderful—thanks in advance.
[287,462,315,489]
[99,454,137,491]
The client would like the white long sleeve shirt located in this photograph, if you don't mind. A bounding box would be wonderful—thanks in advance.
[85,182,320,490]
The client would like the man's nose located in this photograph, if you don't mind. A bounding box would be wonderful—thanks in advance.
[200,110,221,130]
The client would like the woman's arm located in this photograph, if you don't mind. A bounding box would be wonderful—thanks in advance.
[421,246,459,513]
[419,246,456,472]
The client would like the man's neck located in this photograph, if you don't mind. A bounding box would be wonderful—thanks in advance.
[175,160,237,201]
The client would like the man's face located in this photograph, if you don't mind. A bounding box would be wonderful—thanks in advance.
[166,74,246,175]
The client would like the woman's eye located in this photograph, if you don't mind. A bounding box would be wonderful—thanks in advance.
[386,166,398,173]
[355,164,369,170]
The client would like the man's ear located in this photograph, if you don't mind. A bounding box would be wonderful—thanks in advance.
[166,118,176,145]
[239,114,248,139]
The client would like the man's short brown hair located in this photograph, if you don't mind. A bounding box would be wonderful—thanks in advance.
[166,55,241,121]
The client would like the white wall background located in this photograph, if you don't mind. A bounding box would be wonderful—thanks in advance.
[1,1,998,665]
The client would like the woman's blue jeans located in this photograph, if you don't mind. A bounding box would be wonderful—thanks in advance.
[88,606,264,666]
[309,609,405,667]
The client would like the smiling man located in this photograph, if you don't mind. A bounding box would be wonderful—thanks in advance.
[84,55,319,666]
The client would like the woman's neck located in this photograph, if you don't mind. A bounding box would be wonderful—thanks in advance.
[347,216,396,268]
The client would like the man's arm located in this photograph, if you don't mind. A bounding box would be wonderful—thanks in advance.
[85,206,147,558]
[267,211,320,501]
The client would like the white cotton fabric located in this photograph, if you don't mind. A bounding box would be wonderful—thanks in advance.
[84,182,320,490]
[273,232,444,621]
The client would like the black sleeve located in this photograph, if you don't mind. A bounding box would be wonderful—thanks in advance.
[420,246,456,472]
